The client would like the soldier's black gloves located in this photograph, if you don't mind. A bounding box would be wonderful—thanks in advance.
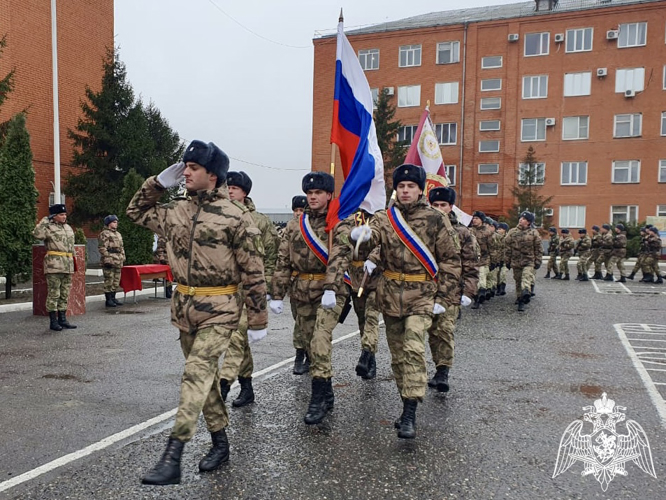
[506,262,511,270]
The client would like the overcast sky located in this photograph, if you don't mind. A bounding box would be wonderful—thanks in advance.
[114,0,516,210]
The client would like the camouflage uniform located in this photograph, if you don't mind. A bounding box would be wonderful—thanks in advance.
[558,234,575,276]
[469,224,493,293]
[153,235,172,288]
[576,234,592,275]
[487,230,503,292]
[126,176,267,442]
[504,224,542,299]
[596,232,614,273]
[629,233,648,278]
[496,232,507,287]
[608,231,627,278]
[590,232,603,274]
[98,226,125,293]
[546,234,560,275]
[32,216,76,312]
[643,232,663,279]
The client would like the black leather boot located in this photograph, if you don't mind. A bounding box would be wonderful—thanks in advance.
[627,272,635,280]
[219,378,230,402]
[580,274,589,281]
[603,273,614,281]
[544,271,551,279]
[554,273,562,280]
[618,276,626,283]
[485,288,492,301]
[575,272,582,280]
[471,295,481,309]
[592,271,603,280]
[49,311,62,331]
[105,292,116,308]
[656,276,664,284]
[517,299,526,312]
[324,378,334,410]
[397,399,418,439]
[198,428,229,472]
[478,288,486,304]
[165,285,173,299]
[293,348,307,375]
[355,349,371,378]
[58,311,76,329]
[498,283,506,295]
[304,377,329,425]
[432,366,450,393]
[521,288,531,304]
[563,274,570,281]
[640,273,653,283]
[112,292,123,306]
[363,352,376,380]
[530,284,536,296]
[141,437,184,485]
[232,377,254,408]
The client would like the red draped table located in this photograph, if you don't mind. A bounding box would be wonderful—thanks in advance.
[120,264,174,301]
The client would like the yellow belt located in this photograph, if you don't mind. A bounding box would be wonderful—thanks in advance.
[383,270,431,282]
[291,271,326,281]
[351,261,364,268]
[46,251,73,257]
[176,284,239,296]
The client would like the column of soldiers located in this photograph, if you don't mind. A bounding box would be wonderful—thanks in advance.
[628,225,664,284]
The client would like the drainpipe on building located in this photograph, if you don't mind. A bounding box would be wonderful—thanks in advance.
[458,22,468,204]
[51,0,61,205]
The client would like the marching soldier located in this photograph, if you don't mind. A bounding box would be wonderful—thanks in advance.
[153,235,173,298]
[596,224,614,279]
[608,223,627,282]
[504,211,542,312]
[642,227,663,284]
[575,229,592,281]
[288,194,309,374]
[544,227,559,279]
[557,229,575,280]
[496,222,509,295]
[127,141,267,485]
[32,204,78,331]
[487,220,502,298]
[469,211,493,309]
[589,225,603,280]
[351,165,461,439]
[427,187,478,393]
[218,171,279,408]
[99,214,125,307]
[627,227,648,281]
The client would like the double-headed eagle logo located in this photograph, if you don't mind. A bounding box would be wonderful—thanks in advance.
[553,393,656,491]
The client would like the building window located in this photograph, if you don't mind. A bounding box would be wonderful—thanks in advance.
[370,88,379,109]
[434,82,459,105]
[478,163,500,174]
[482,56,502,69]
[358,49,379,70]
[559,206,586,228]
[479,120,501,131]
[611,205,638,224]
[661,112,666,136]
[397,85,421,107]
[521,118,546,142]
[522,75,548,99]
[659,160,666,182]
[612,160,640,183]
[435,123,457,145]
[445,165,457,185]
[397,125,418,144]
[566,27,593,52]
[477,183,498,195]
[481,79,502,91]
[614,114,642,138]
[519,162,545,185]
[436,41,460,64]
[658,204,666,216]
[615,68,645,93]
[524,32,550,56]
[480,97,501,110]
[562,116,589,140]
[618,22,647,48]
[479,140,500,152]
[399,45,421,67]
[564,72,592,96]
[561,161,588,185]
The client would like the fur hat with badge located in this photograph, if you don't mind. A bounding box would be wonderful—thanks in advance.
[226,171,253,195]
[291,195,307,211]
[472,210,486,220]
[104,214,118,226]
[428,187,456,205]
[49,204,67,216]
[520,211,535,224]
[302,172,335,193]
[183,140,230,187]
[392,164,426,191]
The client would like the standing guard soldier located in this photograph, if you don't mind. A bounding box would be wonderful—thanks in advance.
[627,227,648,281]
[643,227,664,284]
[351,165,461,439]
[589,225,603,280]
[218,171,279,408]
[575,229,592,281]
[596,224,614,279]
[504,211,542,312]
[32,204,77,331]
[544,227,559,279]
[469,211,493,309]
[153,235,173,298]
[127,140,267,485]
[557,229,575,280]
[608,223,628,282]
[289,194,309,374]
[99,215,125,307]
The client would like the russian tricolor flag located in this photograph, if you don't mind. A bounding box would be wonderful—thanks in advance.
[327,18,385,231]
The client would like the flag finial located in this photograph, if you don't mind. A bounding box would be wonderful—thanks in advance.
[339,8,344,22]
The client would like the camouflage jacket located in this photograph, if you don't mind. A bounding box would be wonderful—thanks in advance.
[126,176,267,333]
[244,197,279,290]
[591,233,602,249]
[611,233,627,257]
[647,233,663,254]
[547,235,560,255]
[639,235,649,254]
[599,232,614,251]
[559,235,575,256]
[504,225,542,268]
[154,235,168,264]
[32,217,76,274]
[98,228,125,269]
[450,212,479,299]
[469,224,493,266]
[577,235,592,253]
[489,231,503,264]
[361,197,461,317]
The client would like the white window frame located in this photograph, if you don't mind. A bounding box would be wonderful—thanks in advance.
[479,120,501,131]
[445,165,457,186]
[399,45,422,67]
[559,206,586,228]
[358,49,379,70]
[564,72,592,97]
[479,140,500,153]
[613,114,642,138]
[522,75,548,99]
[615,68,645,93]
[562,116,589,140]
[436,41,460,64]
[434,82,459,105]
[397,85,421,107]
[524,32,550,57]
[659,159,666,183]
[480,97,501,110]
[611,205,639,224]
[618,22,647,48]
[521,118,547,142]
[481,79,502,91]
[565,27,593,53]
[560,161,588,185]
[519,162,546,185]
[435,123,457,145]
[397,125,419,144]
[481,56,503,69]
[661,112,666,136]
[478,163,500,174]
[657,204,666,216]
[477,183,499,196]
[612,160,641,183]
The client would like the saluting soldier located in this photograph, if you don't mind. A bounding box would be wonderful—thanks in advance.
[351,165,461,439]
[99,214,125,307]
[127,141,267,485]
[504,211,542,312]
[544,227,559,279]
[575,229,592,281]
[608,223,628,282]
[589,225,603,280]
[32,204,77,331]
[595,224,614,279]
[469,211,493,309]
[557,229,575,280]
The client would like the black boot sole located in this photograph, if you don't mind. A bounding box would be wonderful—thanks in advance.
[141,476,181,486]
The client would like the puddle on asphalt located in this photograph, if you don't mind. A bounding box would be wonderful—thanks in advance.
[572,384,602,399]
[42,373,91,383]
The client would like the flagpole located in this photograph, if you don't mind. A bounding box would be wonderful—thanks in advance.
[329,8,343,250]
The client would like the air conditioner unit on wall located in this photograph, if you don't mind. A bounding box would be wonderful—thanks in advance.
[385,87,394,96]
[624,89,636,98]
[543,208,554,217]
[508,34,519,42]
[606,30,619,40]
[597,68,608,77]
[554,33,564,43]
[545,118,556,126]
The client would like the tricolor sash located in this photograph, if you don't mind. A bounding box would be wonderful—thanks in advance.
[299,214,352,286]
[387,206,438,279]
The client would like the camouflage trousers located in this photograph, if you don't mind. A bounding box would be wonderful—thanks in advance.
[171,325,232,442]
[46,273,73,312]
[428,305,460,368]
[631,254,646,274]
[642,254,660,275]
[498,266,507,285]
[218,306,253,382]
[291,298,305,350]
[352,290,379,353]
[589,249,601,272]
[293,296,345,379]
[546,255,558,274]
[512,266,535,298]
[577,250,592,274]
[559,254,572,275]
[478,265,489,290]
[596,251,612,272]
[486,266,498,290]
[385,314,431,401]
[102,267,121,293]
[608,256,626,277]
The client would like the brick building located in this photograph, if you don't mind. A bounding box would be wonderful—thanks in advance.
[312,0,666,227]
[0,0,113,222]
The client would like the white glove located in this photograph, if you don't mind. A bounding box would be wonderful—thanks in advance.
[433,303,446,315]
[460,295,472,307]
[266,293,272,302]
[321,290,336,309]
[364,260,377,275]
[248,328,267,343]
[350,225,372,242]
[156,161,186,188]
[269,300,283,315]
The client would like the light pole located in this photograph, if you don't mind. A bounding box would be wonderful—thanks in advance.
[51,0,61,205]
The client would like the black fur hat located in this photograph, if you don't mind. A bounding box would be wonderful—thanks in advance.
[549,226,557,233]
[291,195,307,211]
[183,140,230,187]
[499,222,509,231]
[578,228,587,234]
[615,223,625,231]
[520,211,535,223]
[602,223,611,230]
[49,204,66,215]
[561,228,570,234]
[473,210,486,220]
[227,171,252,195]
[302,172,335,193]
[592,225,600,231]
[104,214,118,226]
[392,164,426,191]
[428,187,456,205]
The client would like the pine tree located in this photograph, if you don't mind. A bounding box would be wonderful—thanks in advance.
[374,88,407,203]
[116,169,154,265]
[0,34,16,144]
[0,113,38,299]
[507,146,553,227]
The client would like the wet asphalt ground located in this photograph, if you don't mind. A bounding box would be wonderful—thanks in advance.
[0,266,665,499]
